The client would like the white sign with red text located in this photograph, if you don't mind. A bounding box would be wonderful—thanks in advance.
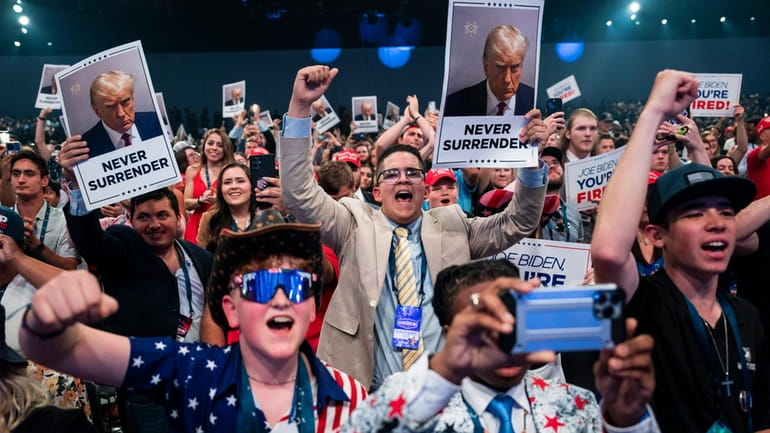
[690,74,742,117]
[546,75,581,104]
[564,146,625,211]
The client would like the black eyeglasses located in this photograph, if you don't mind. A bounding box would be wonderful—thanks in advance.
[377,168,425,184]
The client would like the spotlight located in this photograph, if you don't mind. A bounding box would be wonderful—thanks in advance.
[629,2,640,13]
[47,41,52,46]
[750,16,755,21]
[606,20,613,26]
[12,4,22,13]
[630,14,636,20]
[635,21,640,25]
[691,18,696,23]
[14,41,21,47]
[21,27,27,34]
[720,16,726,22]
[18,15,29,25]
[661,18,668,24]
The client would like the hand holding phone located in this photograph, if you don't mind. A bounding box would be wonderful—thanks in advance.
[546,98,563,117]
[250,154,277,209]
[498,284,626,354]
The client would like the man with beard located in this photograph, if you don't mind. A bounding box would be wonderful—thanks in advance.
[537,146,584,243]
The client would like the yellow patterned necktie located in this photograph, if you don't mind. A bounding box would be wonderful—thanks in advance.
[393,227,423,369]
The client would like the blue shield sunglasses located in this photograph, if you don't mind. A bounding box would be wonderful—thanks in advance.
[230,268,316,304]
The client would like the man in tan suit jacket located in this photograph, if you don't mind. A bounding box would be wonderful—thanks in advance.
[278,65,548,388]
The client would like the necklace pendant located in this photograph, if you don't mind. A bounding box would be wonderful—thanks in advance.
[721,372,733,397]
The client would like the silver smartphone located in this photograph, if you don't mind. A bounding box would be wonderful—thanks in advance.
[498,284,625,353]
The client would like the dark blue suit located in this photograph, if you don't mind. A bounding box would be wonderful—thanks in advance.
[81,111,163,158]
[443,80,535,117]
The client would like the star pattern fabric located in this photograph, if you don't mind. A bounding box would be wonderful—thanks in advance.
[339,370,658,433]
[122,337,367,433]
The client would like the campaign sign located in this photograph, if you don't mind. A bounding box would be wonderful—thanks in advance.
[546,75,581,104]
[564,146,625,211]
[35,64,69,109]
[489,238,592,287]
[352,96,378,134]
[434,0,544,168]
[310,95,340,134]
[382,101,400,130]
[690,74,742,117]
[155,92,173,141]
[222,80,246,118]
[55,41,179,211]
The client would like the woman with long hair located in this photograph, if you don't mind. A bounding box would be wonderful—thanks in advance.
[197,162,258,252]
[183,129,234,244]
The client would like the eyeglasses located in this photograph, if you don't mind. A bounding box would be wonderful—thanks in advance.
[377,167,425,184]
[230,268,316,304]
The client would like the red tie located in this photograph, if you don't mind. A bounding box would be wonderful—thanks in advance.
[121,133,132,147]
[496,102,507,116]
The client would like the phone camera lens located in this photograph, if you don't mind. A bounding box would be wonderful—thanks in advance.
[602,306,615,319]
[595,293,608,304]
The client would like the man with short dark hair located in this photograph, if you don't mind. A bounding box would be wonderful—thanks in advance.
[57,148,213,431]
[319,161,355,201]
[5,149,78,270]
[343,259,660,432]
[281,65,548,389]
[592,70,770,432]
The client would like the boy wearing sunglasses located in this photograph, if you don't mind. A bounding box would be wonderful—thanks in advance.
[18,213,367,432]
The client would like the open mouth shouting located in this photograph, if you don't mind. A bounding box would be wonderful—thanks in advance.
[267,315,294,334]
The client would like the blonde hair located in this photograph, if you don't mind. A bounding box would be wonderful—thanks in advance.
[90,70,135,106]
[0,365,51,431]
[483,25,528,61]
[559,108,598,152]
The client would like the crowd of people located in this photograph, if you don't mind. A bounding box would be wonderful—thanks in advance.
[0,56,768,433]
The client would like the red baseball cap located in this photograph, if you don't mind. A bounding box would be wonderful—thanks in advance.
[756,116,770,137]
[425,168,457,186]
[333,149,361,168]
[247,147,270,157]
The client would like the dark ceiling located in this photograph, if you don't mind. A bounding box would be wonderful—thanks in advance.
[3,0,767,56]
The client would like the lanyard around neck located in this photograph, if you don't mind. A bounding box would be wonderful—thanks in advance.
[174,243,193,317]
[684,292,753,430]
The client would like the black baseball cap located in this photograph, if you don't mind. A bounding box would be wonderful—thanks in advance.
[647,163,755,224]
[1,304,27,366]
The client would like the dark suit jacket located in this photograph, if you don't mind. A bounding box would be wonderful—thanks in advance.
[224,99,242,106]
[443,80,535,116]
[312,108,332,122]
[40,85,56,95]
[65,207,212,338]
[81,111,163,158]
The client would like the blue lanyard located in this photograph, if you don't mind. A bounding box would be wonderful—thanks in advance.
[16,202,51,245]
[37,202,51,245]
[684,291,753,430]
[238,355,315,433]
[204,166,212,189]
[174,243,193,317]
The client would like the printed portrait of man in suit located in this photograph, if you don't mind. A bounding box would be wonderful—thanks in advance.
[444,25,534,117]
[81,70,162,158]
